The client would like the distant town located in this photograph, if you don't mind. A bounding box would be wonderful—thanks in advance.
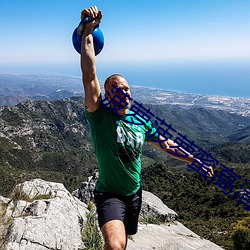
[0,74,249,117]
[129,86,250,117]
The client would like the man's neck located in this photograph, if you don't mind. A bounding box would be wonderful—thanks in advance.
[114,108,129,116]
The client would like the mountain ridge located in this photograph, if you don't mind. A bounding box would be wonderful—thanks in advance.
[0,97,250,196]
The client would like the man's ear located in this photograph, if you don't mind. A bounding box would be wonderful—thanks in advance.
[105,93,110,101]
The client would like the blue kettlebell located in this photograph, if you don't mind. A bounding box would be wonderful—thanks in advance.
[72,17,104,55]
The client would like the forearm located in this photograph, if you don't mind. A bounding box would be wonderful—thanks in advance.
[81,27,96,81]
[149,138,214,177]
[165,145,195,164]
[150,138,196,164]
[163,140,195,164]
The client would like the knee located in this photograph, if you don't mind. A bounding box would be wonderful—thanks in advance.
[104,238,126,250]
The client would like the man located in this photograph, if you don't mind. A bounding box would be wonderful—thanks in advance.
[80,6,214,250]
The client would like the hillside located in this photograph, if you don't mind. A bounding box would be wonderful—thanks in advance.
[1,97,250,194]
[0,97,97,195]
[141,161,250,250]
[145,104,250,147]
[227,125,250,143]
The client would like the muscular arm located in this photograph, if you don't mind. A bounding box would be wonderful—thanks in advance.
[149,136,214,177]
[80,7,102,113]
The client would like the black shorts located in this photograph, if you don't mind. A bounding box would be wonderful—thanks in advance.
[93,187,142,235]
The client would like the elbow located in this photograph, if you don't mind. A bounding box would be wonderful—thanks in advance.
[82,70,96,83]
[80,57,96,81]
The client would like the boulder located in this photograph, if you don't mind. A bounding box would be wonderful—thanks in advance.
[0,179,89,250]
[72,169,98,204]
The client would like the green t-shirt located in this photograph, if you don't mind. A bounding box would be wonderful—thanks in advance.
[85,103,158,196]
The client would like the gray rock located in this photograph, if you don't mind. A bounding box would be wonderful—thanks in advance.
[140,190,178,222]
[0,179,89,250]
[127,222,224,250]
[72,169,98,204]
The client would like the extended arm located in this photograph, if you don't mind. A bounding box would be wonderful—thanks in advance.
[80,6,102,112]
[149,136,214,177]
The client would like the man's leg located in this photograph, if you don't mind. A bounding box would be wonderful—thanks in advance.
[94,190,128,249]
[101,220,127,250]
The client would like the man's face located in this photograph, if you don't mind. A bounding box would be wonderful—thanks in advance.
[105,76,132,113]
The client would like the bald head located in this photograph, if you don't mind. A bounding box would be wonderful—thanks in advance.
[104,74,128,92]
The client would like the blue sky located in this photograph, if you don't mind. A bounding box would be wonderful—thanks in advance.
[0,0,250,96]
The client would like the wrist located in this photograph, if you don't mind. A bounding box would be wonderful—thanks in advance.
[187,154,195,163]
[78,17,98,36]
[84,24,95,34]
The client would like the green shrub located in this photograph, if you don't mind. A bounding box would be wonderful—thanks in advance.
[232,217,250,250]
[82,202,104,250]
[141,215,160,225]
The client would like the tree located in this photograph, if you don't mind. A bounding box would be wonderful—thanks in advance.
[232,217,250,250]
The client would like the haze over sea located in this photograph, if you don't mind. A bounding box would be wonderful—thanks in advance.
[36,60,249,99]
[2,60,250,99]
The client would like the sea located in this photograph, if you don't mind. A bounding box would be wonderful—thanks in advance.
[97,61,250,99]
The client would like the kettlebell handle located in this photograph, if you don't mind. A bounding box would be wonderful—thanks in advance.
[77,16,99,35]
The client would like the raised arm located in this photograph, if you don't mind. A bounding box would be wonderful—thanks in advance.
[80,6,102,112]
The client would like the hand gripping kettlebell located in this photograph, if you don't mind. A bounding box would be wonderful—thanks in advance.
[72,16,104,55]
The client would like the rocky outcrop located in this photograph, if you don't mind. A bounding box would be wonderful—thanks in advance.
[140,190,177,222]
[0,179,89,250]
[72,169,98,204]
[0,179,224,250]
